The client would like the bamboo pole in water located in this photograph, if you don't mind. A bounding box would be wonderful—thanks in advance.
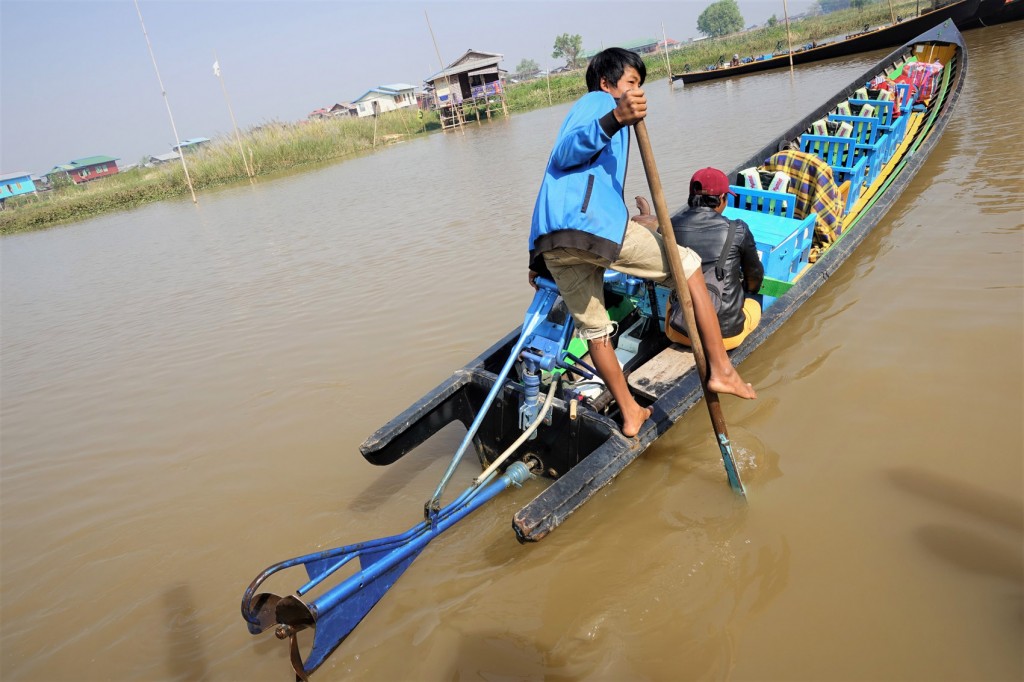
[662,22,672,82]
[133,0,197,204]
[782,0,795,72]
[425,10,463,131]
[213,51,254,181]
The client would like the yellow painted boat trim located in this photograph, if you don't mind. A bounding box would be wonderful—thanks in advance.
[842,111,926,226]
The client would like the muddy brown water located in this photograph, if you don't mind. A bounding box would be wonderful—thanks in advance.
[2,24,1021,682]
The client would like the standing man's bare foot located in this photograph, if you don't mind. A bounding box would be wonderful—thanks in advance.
[621,405,653,437]
[708,369,757,399]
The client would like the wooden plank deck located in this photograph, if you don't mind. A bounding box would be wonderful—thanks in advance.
[627,344,696,401]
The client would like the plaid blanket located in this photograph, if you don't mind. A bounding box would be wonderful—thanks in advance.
[763,150,843,246]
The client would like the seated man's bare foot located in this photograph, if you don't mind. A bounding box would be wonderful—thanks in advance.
[708,369,757,399]
[622,405,653,438]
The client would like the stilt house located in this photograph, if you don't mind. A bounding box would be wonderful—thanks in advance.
[424,49,509,129]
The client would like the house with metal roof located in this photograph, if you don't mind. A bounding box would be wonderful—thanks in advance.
[0,172,37,203]
[423,49,508,129]
[309,103,358,120]
[172,137,211,153]
[328,102,358,117]
[147,151,181,166]
[581,38,660,60]
[352,84,417,118]
[425,49,506,106]
[46,155,120,185]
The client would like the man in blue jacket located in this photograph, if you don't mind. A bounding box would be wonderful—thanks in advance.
[528,48,756,438]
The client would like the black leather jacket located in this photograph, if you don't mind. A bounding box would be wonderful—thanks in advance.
[671,206,764,337]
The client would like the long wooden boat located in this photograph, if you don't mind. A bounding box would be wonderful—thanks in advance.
[241,22,967,679]
[671,0,978,85]
[361,21,967,540]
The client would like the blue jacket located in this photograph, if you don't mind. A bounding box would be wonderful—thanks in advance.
[528,91,629,273]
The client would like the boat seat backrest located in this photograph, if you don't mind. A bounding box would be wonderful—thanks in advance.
[828,114,881,145]
[894,82,915,112]
[838,155,868,214]
[727,185,795,218]
[800,134,856,169]
[849,98,895,126]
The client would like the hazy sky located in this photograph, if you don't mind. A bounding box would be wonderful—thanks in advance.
[1,0,815,174]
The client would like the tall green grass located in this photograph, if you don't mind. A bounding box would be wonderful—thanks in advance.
[0,108,437,235]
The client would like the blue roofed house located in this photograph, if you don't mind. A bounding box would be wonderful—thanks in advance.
[172,137,212,153]
[353,84,417,118]
[0,172,37,206]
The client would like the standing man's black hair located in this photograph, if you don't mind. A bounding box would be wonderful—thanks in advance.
[585,47,647,92]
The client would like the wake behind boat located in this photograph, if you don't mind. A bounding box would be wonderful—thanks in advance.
[241,21,967,679]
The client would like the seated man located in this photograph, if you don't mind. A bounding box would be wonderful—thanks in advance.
[635,168,764,351]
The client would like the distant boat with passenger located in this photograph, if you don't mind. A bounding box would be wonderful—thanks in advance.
[672,0,979,85]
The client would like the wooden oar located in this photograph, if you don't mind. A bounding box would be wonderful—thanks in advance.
[633,120,746,497]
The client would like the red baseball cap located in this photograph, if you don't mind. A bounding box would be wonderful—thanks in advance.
[689,167,736,197]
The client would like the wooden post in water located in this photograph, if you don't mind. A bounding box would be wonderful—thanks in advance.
[425,10,463,132]
[662,22,673,82]
[133,0,197,204]
[782,0,795,72]
[546,68,552,105]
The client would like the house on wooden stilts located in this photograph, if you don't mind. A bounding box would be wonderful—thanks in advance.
[424,49,509,130]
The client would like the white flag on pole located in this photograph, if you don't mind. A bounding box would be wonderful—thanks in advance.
[213,60,220,77]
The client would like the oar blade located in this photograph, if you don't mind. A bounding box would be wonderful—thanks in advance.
[244,592,282,634]
[296,548,424,677]
[717,433,747,497]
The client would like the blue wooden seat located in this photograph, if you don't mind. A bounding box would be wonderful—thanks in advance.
[727,185,795,218]
[800,134,868,211]
[828,114,887,184]
[849,98,903,149]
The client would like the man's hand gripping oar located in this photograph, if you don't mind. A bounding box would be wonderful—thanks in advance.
[633,119,749,496]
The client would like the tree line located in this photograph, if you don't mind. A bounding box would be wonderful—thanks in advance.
[513,0,889,75]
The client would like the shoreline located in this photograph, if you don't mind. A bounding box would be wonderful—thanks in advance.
[0,0,923,237]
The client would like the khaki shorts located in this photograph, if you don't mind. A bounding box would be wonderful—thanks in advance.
[543,220,701,340]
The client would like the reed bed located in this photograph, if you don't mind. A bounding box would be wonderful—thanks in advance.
[2,0,924,235]
[0,108,436,235]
